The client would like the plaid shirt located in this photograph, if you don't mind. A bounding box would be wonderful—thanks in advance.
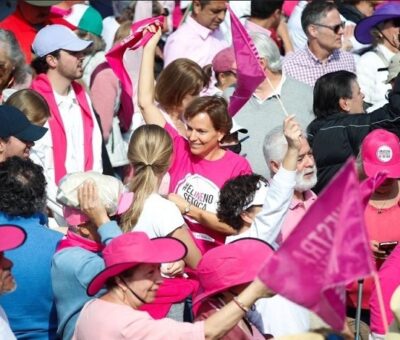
[283,47,356,87]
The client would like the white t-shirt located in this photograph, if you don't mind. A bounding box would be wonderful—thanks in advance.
[133,193,185,238]
[0,306,16,340]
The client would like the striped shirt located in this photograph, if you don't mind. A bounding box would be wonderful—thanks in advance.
[283,47,356,87]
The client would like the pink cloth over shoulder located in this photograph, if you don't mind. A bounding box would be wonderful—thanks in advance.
[73,298,205,340]
[370,244,400,334]
[165,123,252,253]
[31,74,94,184]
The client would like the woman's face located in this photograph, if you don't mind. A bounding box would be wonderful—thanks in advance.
[124,263,162,305]
[0,47,13,92]
[186,112,224,159]
[379,20,400,52]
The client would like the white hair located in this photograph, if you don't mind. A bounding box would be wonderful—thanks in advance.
[249,31,282,72]
[263,125,308,179]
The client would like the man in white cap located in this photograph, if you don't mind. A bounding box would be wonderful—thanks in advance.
[0,0,62,63]
[30,24,103,226]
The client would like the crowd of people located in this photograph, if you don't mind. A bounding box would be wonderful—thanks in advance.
[1,0,400,339]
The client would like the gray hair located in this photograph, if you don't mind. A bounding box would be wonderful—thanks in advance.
[263,124,307,179]
[249,31,282,72]
[0,29,31,86]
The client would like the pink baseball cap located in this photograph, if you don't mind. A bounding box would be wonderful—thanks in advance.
[193,238,274,310]
[0,225,26,252]
[63,192,134,226]
[212,47,237,73]
[87,232,187,296]
[361,129,400,178]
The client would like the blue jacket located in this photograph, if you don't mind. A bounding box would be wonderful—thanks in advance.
[0,213,62,340]
[51,221,121,340]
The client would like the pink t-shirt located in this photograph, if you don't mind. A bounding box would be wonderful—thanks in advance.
[165,123,252,253]
[73,298,205,340]
[370,243,400,335]
[347,202,400,310]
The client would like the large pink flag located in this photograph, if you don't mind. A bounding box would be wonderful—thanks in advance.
[227,5,266,116]
[258,158,377,330]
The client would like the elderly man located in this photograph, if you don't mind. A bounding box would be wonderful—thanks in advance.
[0,105,47,162]
[0,225,26,340]
[224,32,314,176]
[283,1,356,87]
[263,125,317,241]
[163,0,228,67]
[0,157,62,339]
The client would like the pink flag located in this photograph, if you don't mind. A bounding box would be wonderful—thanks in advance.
[258,158,376,331]
[106,16,164,99]
[227,5,266,116]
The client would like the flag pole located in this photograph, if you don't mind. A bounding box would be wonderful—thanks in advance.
[355,279,364,340]
[265,77,289,117]
[373,272,389,334]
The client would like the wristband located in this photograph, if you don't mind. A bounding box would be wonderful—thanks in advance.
[232,296,249,313]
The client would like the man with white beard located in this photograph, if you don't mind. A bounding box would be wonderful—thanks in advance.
[263,125,317,242]
[0,225,26,339]
[216,119,314,337]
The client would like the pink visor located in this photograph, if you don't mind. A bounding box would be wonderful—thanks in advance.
[0,225,27,252]
[63,192,134,226]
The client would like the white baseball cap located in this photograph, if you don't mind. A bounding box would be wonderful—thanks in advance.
[32,24,92,57]
[243,180,269,210]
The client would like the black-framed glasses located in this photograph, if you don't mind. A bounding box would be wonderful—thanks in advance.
[313,21,345,34]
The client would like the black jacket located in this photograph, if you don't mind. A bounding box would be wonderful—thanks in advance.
[307,77,400,194]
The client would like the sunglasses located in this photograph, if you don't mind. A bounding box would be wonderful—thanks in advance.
[313,21,346,34]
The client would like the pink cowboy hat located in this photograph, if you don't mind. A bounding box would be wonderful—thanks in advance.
[0,225,26,252]
[193,238,274,309]
[87,232,187,296]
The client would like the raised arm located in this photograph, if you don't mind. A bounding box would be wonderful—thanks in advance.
[250,116,302,248]
[138,25,166,127]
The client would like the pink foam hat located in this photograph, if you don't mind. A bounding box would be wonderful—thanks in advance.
[87,232,187,296]
[361,129,400,179]
[0,225,27,252]
[193,238,274,309]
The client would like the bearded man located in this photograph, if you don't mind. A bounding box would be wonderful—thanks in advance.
[263,125,318,241]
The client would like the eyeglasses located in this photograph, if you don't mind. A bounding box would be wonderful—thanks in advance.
[313,21,345,34]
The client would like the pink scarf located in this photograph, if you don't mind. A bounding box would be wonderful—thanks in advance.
[31,74,94,184]
[56,230,104,253]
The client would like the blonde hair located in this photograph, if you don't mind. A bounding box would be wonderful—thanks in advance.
[5,89,50,126]
[120,125,173,232]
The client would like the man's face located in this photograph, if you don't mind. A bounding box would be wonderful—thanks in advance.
[0,252,16,294]
[312,9,344,52]
[18,1,51,25]
[0,136,33,161]
[192,1,227,31]
[294,138,317,192]
[54,50,85,81]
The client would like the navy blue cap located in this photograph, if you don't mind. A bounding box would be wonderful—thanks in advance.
[0,105,47,142]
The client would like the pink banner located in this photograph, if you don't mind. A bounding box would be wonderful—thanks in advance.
[258,158,377,330]
[105,16,164,99]
[227,4,266,116]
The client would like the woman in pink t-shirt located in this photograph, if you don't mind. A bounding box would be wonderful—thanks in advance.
[139,26,252,253]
